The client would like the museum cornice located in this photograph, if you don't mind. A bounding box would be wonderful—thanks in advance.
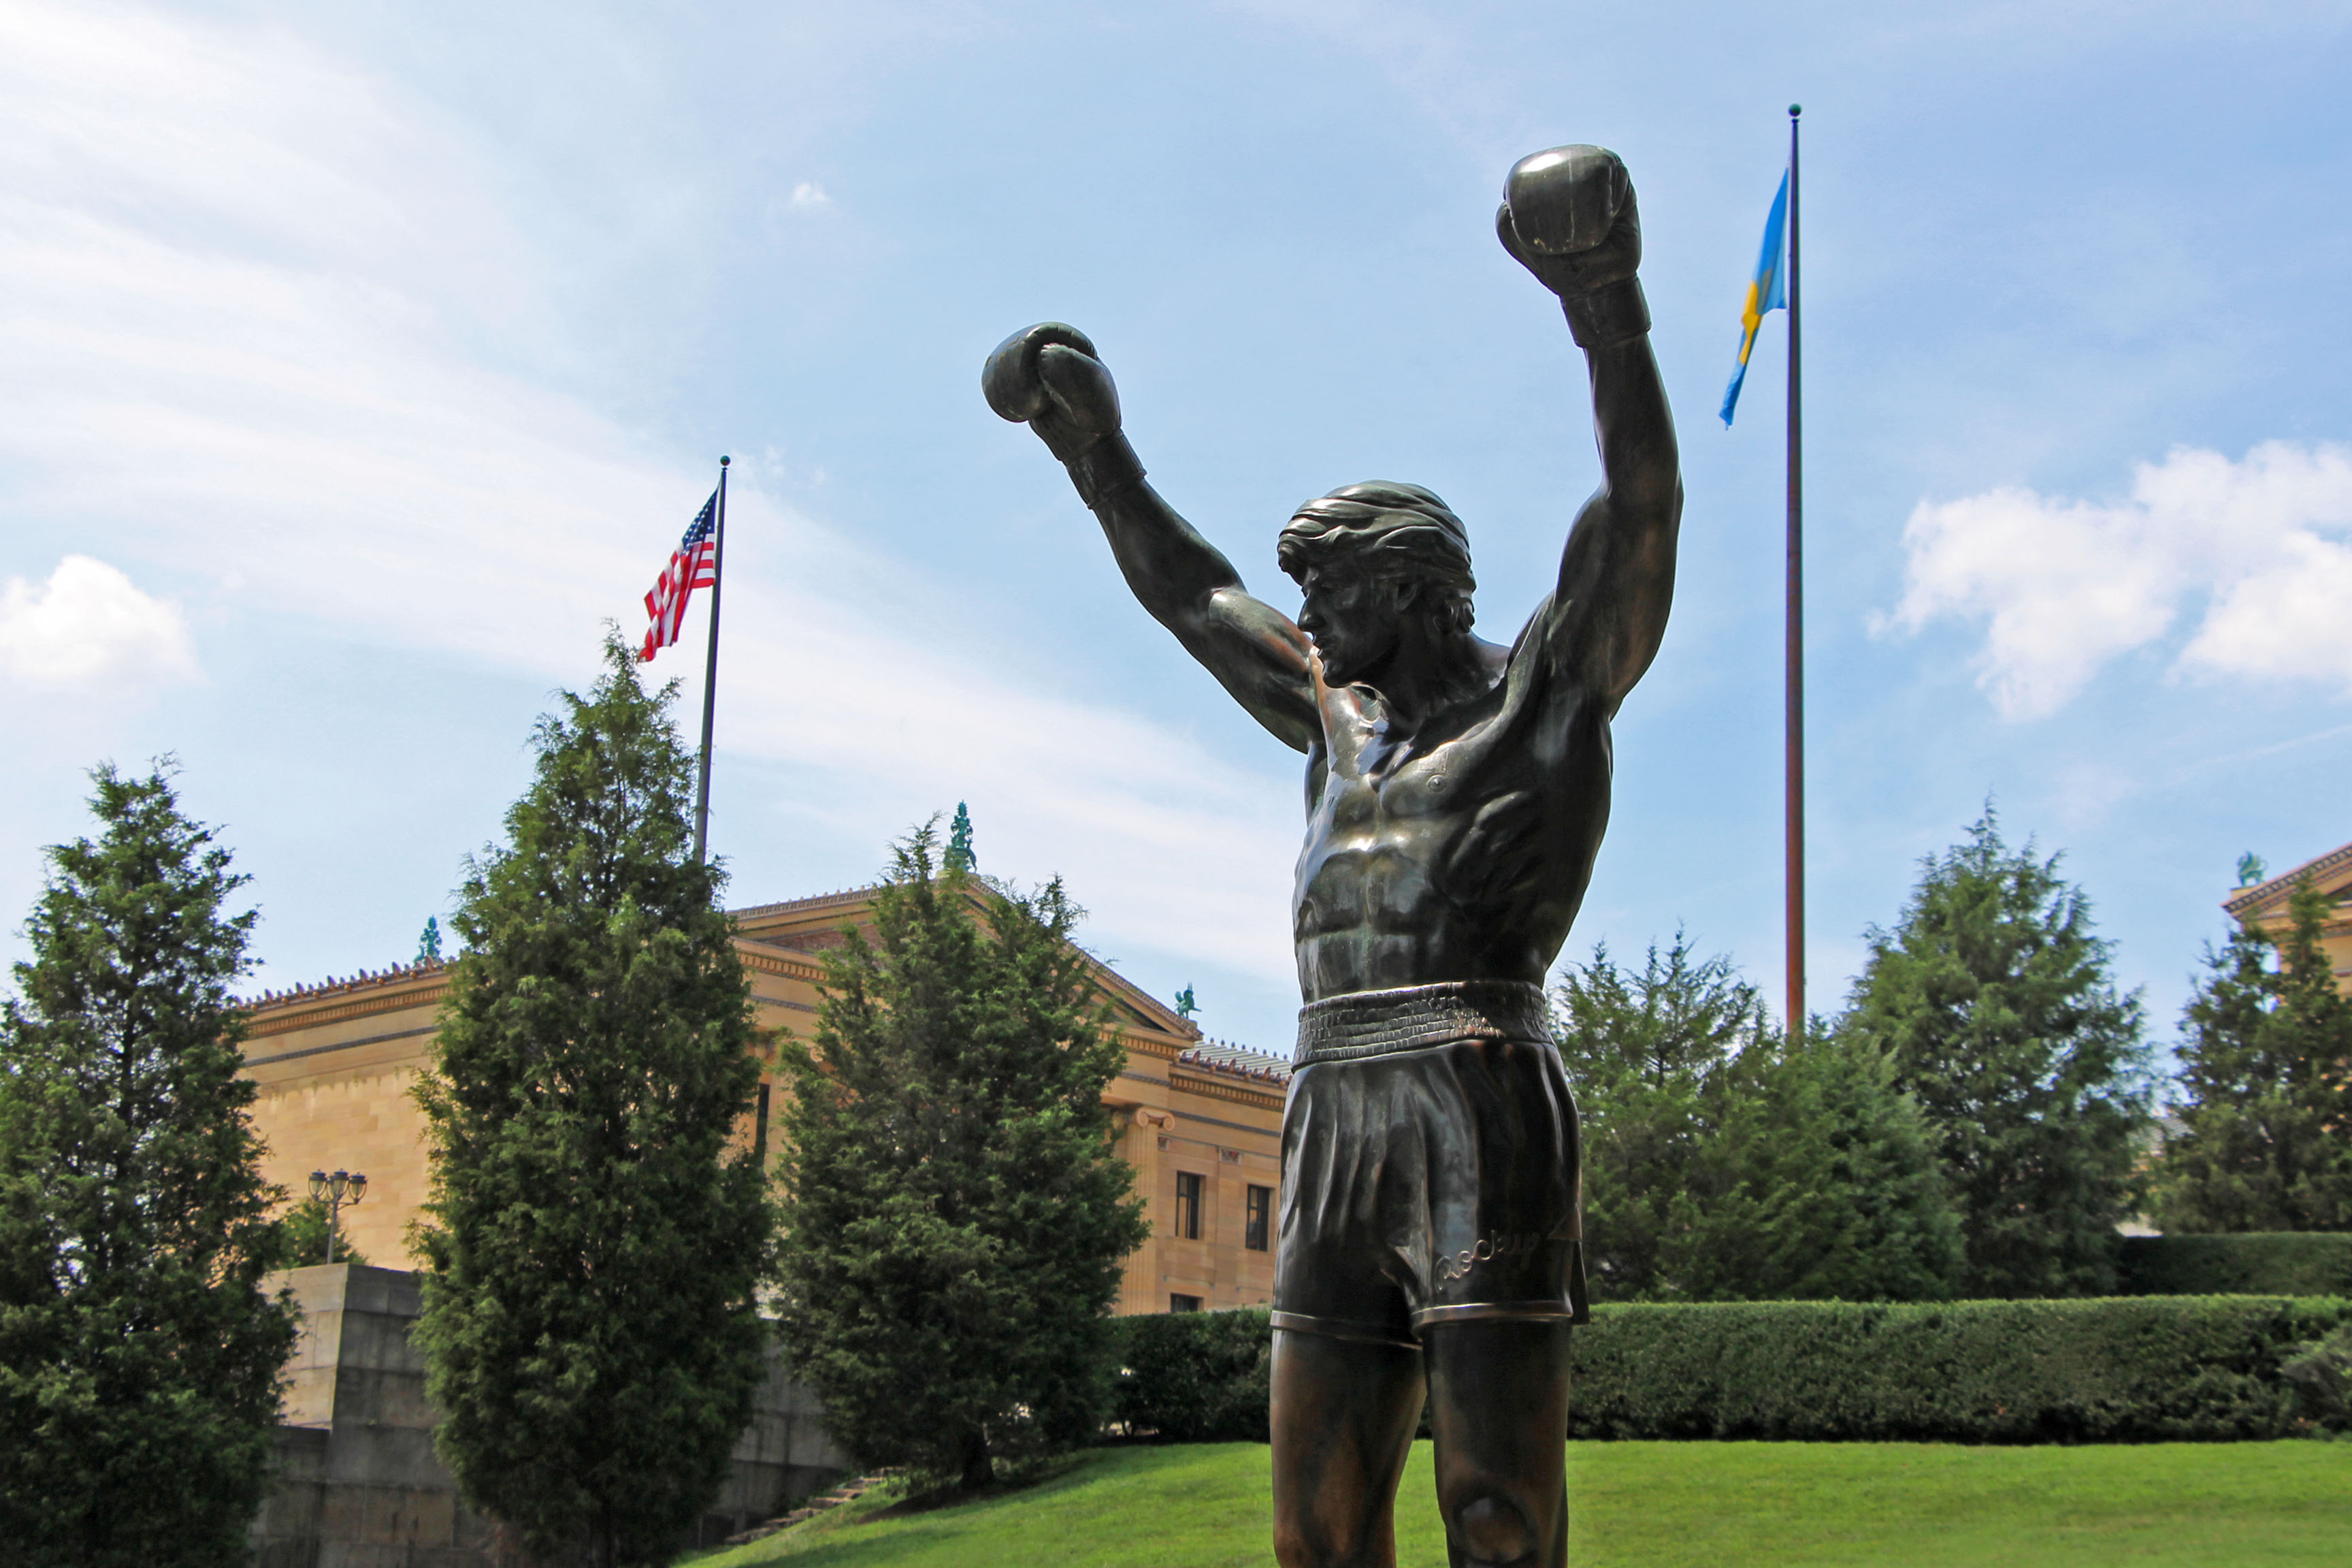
[244,979,448,1039]
[1168,1066,1285,1110]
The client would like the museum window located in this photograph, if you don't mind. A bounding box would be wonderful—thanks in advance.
[1170,1293,1203,1312]
[1245,1183,1272,1252]
[1174,1171,1203,1241]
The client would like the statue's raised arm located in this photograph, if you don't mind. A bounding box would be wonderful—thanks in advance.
[983,323,1320,753]
[1497,145,1683,712]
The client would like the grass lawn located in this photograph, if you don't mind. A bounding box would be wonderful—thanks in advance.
[693,1439,2352,1567]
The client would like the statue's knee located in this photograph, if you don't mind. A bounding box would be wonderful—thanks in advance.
[1272,1512,1350,1568]
[1454,1492,1535,1564]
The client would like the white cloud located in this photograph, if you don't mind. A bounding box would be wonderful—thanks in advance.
[0,554,197,691]
[1878,441,2352,719]
[789,181,832,208]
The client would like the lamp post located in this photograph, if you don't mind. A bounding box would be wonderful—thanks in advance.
[308,1169,367,1264]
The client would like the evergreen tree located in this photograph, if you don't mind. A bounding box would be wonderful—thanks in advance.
[2152,879,2352,1232]
[1553,934,1761,1298]
[1667,1030,1963,1302]
[410,636,774,1568]
[1843,809,2151,1297]
[773,824,1147,1492]
[0,763,299,1567]
[1554,934,1960,1302]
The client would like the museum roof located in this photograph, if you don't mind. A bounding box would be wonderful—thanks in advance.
[1176,1038,1292,1086]
[239,956,446,1010]
[233,887,900,1013]
[728,886,881,920]
[234,887,1225,1051]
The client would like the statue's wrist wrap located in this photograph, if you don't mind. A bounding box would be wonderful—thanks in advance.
[1561,276,1650,348]
[1067,433,1146,509]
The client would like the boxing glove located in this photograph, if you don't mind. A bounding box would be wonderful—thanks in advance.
[1497,145,1651,348]
[983,323,1146,507]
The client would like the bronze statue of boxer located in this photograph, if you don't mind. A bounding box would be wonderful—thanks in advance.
[985,144,1682,1568]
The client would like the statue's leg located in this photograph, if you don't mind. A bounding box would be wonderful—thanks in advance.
[1422,1320,1573,1568]
[1270,1328,1426,1568]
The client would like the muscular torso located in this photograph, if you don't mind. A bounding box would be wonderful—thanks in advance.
[1292,610,1613,1000]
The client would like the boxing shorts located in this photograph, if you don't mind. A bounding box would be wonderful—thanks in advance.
[1271,979,1588,1349]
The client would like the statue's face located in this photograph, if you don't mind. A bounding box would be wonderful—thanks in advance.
[1295,563,1405,687]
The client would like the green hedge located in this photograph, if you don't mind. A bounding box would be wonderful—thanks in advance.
[2119,1233,2352,1297]
[1109,1309,1271,1441]
[1572,1297,2350,1442]
[1109,1298,2352,1444]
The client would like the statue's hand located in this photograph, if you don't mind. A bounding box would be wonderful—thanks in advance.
[983,322,1123,466]
[1497,146,1650,347]
[1497,145,1640,296]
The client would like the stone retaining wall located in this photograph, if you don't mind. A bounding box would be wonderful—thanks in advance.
[250,1264,849,1568]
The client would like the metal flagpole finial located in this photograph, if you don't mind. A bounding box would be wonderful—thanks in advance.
[720,455,730,467]
[1790,103,1801,118]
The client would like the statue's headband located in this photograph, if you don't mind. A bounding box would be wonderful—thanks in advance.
[1277,482,1475,589]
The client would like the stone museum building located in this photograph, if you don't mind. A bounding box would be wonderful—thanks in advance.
[238,883,1292,1316]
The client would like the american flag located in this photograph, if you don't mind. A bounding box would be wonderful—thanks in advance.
[639,491,718,661]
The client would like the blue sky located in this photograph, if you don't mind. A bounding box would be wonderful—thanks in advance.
[4,0,2349,1063]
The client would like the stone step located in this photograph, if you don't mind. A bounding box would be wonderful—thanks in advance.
[728,1472,895,1543]
[718,1524,781,1546]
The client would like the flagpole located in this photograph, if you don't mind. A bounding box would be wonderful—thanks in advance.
[1784,104,1805,1043]
[693,455,728,866]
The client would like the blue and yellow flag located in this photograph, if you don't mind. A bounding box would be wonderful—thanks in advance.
[1720,170,1789,427]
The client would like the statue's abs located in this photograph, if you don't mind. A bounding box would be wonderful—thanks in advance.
[1290,689,1612,1002]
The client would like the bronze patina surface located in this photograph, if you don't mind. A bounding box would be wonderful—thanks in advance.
[985,144,1682,1568]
